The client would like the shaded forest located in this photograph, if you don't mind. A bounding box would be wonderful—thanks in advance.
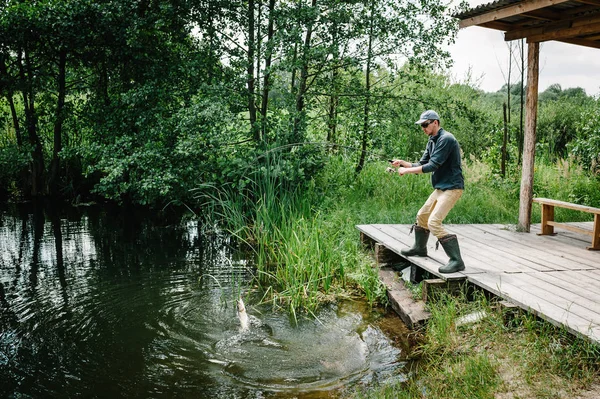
[1,0,599,209]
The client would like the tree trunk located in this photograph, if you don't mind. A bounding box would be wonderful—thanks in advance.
[260,0,276,144]
[247,0,258,141]
[355,0,375,175]
[292,0,317,144]
[326,69,339,146]
[0,55,22,146]
[17,49,45,197]
[48,49,67,197]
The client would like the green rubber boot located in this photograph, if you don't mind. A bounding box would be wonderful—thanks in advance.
[438,234,465,273]
[401,225,430,257]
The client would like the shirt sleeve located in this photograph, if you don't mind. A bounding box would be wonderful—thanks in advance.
[421,135,452,174]
[413,144,431,168]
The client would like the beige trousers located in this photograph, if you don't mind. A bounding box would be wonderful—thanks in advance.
[416,189,464,238]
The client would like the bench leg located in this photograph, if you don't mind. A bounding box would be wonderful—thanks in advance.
[539,204,555,236]
[589,214,600,251]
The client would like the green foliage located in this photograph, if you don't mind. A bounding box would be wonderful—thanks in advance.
[0,140,28,198]
[569,99,600,175]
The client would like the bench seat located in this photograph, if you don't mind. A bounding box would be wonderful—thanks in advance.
[532,197,600,250]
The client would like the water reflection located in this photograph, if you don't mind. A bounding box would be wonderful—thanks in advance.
[0,204,410,398]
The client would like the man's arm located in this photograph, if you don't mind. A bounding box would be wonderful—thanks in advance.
[397,165,423,176]
[391,159,412,168]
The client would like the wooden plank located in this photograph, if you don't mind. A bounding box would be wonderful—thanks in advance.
[446,225,559,273]
[484,223,600,265]
[575,270,600,285]
[458,0,571,29]
[527,20,600,42]
[379,268,430,329]
[539,270,600,289]
[523,271,600,313]
[532,197,600,214]
[531,222,592,246]
[557,37,600,50]
[450,225,585,271]
[467,224,600,269]
[469,272,600,342]
[547,220,592,236]
[514,273,600,319]
[504,12,600,41]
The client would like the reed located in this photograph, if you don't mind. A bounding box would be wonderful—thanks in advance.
[195,154,599,318]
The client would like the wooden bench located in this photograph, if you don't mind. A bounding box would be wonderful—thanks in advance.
[532,197,600,250]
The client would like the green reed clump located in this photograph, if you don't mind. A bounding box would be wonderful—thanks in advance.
[195,153,600,322]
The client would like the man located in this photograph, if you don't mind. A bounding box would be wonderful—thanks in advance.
[391,110,465,273]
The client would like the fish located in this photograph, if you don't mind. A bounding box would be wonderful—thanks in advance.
[237,298,250,332]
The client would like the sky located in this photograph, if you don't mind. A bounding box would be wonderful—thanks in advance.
[447,0,600,96]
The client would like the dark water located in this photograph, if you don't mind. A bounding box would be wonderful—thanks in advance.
[0,203,411,398]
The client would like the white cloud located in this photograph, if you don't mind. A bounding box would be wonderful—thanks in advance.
[447,1,600,96]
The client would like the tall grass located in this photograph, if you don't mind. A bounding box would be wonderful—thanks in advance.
[354,289,599,399]
[194,154,599,317]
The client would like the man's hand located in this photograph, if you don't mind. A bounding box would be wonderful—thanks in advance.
[397,167,408,176]
[391,159,410,168]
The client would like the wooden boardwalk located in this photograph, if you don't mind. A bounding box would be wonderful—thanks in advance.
[356,223,600,344]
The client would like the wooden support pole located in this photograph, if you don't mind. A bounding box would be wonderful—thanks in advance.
[518,42,539,232]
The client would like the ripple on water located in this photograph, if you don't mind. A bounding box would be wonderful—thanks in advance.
[143,295,408,396]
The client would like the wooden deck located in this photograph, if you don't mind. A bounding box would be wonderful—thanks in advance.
[356,223,600,344]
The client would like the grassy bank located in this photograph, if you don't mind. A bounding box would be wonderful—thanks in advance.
[353,289,600,399]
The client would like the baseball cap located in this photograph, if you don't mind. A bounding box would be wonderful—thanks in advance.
[415,110,440,124]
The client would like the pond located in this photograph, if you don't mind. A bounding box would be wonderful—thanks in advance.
[0,203,412,398]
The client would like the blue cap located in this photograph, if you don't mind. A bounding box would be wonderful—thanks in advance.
[415,110,440,124]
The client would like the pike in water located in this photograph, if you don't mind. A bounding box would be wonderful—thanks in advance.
[237,298,250,332]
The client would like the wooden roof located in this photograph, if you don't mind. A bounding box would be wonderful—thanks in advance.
[453,0,600,49]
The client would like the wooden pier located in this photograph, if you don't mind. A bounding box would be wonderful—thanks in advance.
[357,222,600,344]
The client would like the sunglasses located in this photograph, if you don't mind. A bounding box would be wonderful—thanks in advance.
[421,120,434,128]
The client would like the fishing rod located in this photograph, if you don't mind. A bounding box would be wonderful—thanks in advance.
[254,141,392,162]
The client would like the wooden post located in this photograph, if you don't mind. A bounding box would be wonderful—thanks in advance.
[517,41,539,232]
[592,214,600,250]
[539,203,555,235]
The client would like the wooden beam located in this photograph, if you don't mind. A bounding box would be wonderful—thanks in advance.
[517,42,539,233]
[481,20,515,30]
[558,37,600,48]
[459,0,571,29]
[528,19,600,41]
[505,12,600,41]
[573,0,600,5]
[522,8,564,20]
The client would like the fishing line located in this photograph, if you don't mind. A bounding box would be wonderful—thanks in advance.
[254,141,391,162]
